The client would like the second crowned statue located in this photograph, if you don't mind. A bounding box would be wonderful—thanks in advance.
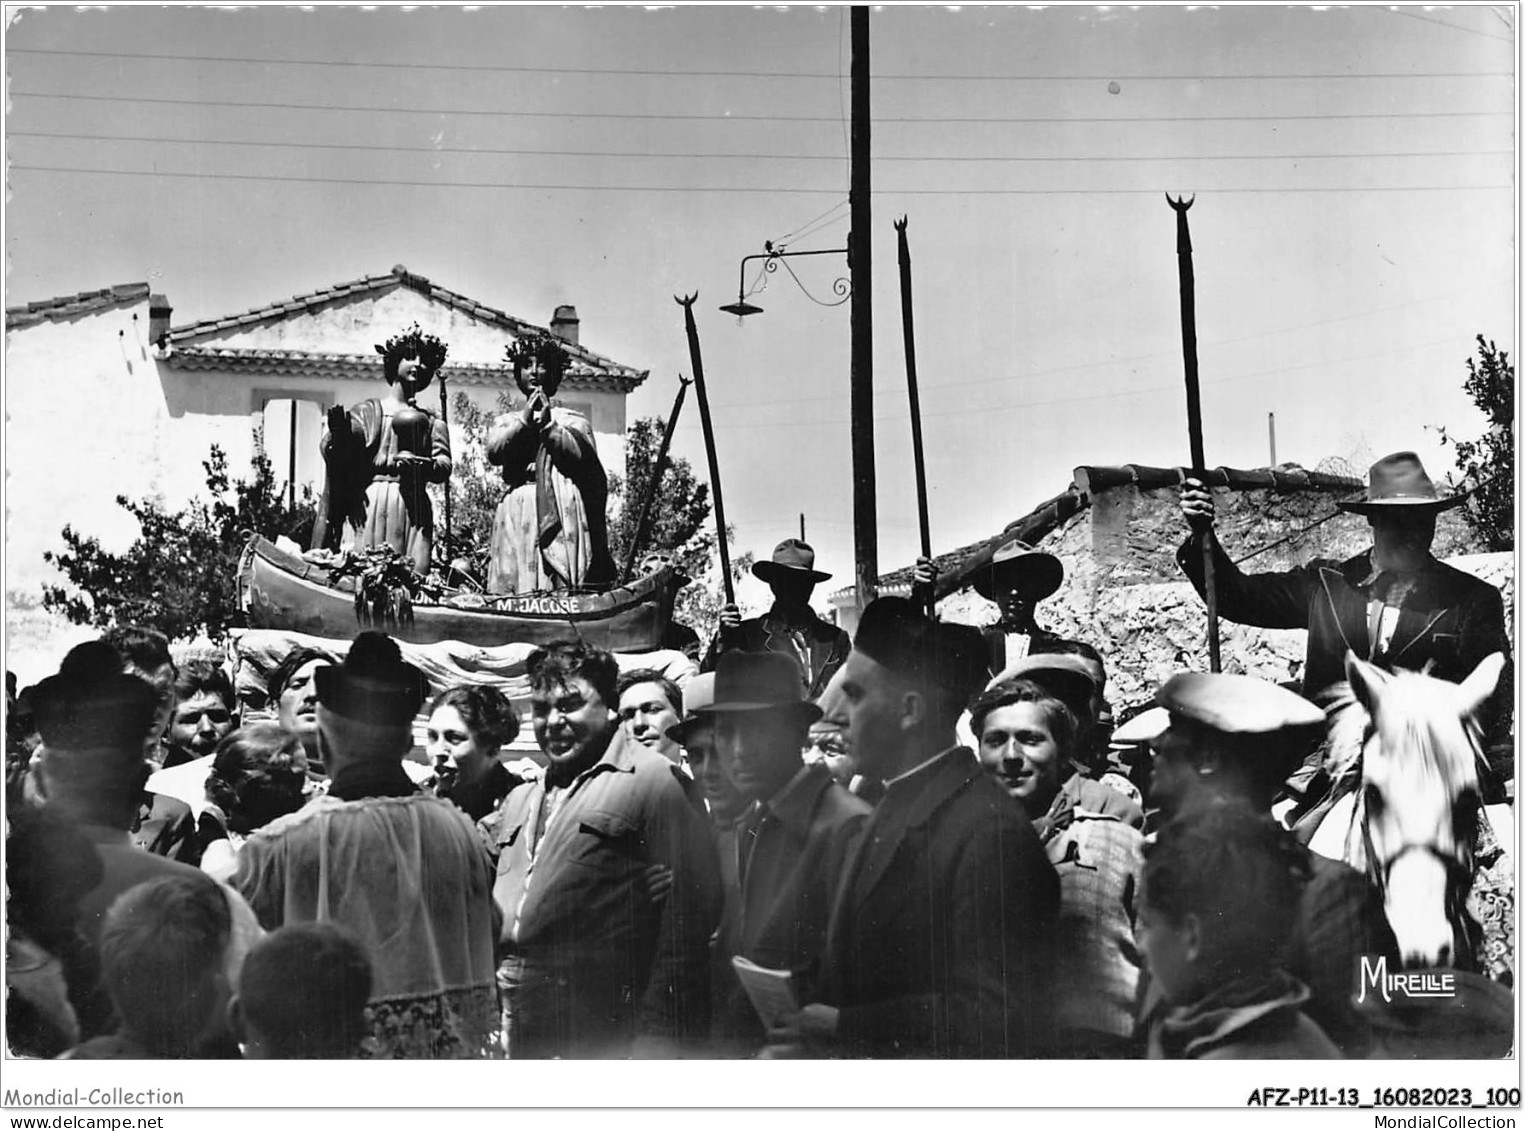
[485,334,617,595]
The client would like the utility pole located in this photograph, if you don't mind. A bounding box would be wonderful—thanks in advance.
[850,4,877,610]
[1268,412,1278,466]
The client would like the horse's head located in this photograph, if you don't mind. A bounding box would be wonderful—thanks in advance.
[1343,651,1504,968]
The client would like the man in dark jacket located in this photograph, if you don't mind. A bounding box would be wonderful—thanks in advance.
[704,539,851,699]
[485,641,720,1058]
[699,651,870,1046]
[1178,451,1512,776]
[770,597,1060,1058]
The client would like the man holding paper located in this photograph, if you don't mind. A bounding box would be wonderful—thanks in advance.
[770,598,1060,1058]
[696,652,871,1046]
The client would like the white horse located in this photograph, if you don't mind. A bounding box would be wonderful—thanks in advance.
[1307,652,1511,975]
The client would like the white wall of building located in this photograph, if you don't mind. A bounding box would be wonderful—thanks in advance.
[6,287,633,609]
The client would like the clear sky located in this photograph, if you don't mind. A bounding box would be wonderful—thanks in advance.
[5,4,1516,603]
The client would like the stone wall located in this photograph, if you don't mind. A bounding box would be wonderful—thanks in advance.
[941,479,1508,711]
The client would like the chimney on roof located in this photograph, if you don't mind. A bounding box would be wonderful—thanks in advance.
[148,294,172,350]
[550,305,580,348]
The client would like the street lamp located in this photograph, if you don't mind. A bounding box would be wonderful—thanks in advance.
[718,241,850,318]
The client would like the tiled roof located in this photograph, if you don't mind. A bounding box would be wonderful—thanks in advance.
[5,283,149,329]
[166,346,644,394]
[835,462,1364,601]
[168,265,646,385]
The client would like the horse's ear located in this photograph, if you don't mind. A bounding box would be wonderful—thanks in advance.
[1455,652,1506,719]
[1344,651,1389,714]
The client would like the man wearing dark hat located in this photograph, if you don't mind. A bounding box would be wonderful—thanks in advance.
[771,597,1059,1058]
[231,631,500,1059]
[30,641,261,1047]
[1114,672,1399,1058]
[486,640,720,1058]
[662,672,754,1051]
[703,538,851,698]
[971,537,1067,673]
[1178,451,1512,769]
[698,651,870,1048]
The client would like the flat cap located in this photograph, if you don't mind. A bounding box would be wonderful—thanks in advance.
[1156,672,1324,735]
[1113,677,1327,744]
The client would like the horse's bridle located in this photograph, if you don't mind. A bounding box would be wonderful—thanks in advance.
[1360,794,1479,968]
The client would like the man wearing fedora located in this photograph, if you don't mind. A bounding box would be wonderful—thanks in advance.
[663,672,756,1051]
[1178,451,1512,768]
[1113,671,1400,1058]
[770,598,1059,1058]
[232,631,501,1059]
[971,537,1067,674]
[697,651,871,1048]
[703,538,851,699]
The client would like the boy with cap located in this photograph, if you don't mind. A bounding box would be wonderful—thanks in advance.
[1178,452,1512,779]
[771,597,1059,1058]
[231,631,500,1059]
[1114,671,1399,1058]
[699,652,870,1047]
[704,538,851,698]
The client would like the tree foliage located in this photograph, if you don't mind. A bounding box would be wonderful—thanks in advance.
[1437,335,1514,552]
[42,442,317,643]
[434,388,515,571]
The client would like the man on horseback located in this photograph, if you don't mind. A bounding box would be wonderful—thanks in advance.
[1178,451,1513,794]
[1115,672,1400,1058]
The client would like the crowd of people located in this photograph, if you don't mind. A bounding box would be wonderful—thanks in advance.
[3,451,1513,1060]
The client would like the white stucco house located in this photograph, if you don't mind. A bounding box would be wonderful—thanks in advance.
[4,265,647,677]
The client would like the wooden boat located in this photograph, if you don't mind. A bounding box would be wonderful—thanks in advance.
[236,535,685,652]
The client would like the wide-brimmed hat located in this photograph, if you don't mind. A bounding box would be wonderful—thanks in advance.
[665,672,718,746]
[693,653,823,725]
[752,539,832,585]
[314,632,429,726]
[970,538,1063,602]
[1337,451,1467,516]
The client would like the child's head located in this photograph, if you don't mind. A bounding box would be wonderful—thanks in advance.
[1138,799,1311,1005]
[99,873,233,1056]
[233,923,374,1058]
